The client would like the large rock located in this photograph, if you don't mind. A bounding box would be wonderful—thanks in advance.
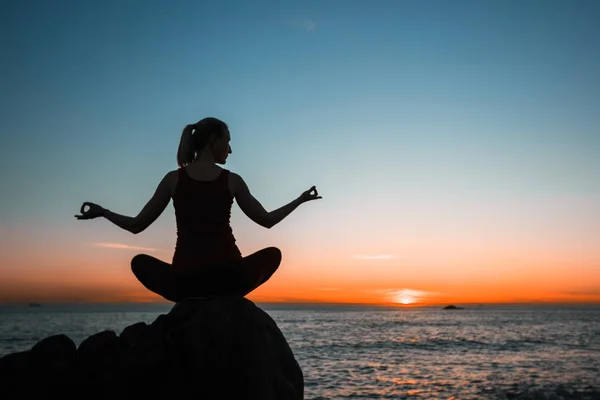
[0,297,303,399]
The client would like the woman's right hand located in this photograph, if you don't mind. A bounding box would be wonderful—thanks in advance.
[300,186,322,203]
[75,202,105,220]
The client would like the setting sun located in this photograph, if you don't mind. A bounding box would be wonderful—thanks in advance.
[399,297,414,305]
[390,289,427,305]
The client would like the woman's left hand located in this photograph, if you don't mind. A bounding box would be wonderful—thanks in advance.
[75,202,105,220]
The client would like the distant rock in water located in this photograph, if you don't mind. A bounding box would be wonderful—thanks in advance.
[443,304,464,310]
[28,302,42,307]
[0,297,304,399]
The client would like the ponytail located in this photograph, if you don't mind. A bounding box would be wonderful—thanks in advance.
[177,124,196,167]
[176,118,228,167]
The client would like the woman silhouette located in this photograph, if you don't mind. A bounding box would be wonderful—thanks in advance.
[75,117,321,302]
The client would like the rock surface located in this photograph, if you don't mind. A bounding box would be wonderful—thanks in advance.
[0,297,304,399]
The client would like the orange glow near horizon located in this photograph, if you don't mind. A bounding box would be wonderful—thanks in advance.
[1,254,598,305]
[1,223,598,305]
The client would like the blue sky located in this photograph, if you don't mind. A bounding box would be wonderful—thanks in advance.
[1,0,599,303]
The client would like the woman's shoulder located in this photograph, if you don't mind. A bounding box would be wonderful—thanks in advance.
[164,169,182,196]
[224,169,244,196]
[225,169,242,182]
[168,168,182,180]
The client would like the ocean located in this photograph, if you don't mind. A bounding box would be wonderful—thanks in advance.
[0,303,598,399]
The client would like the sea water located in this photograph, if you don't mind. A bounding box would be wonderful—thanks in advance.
[0,303,598,399]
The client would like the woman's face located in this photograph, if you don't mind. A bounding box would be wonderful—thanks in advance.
[212,129,232,164]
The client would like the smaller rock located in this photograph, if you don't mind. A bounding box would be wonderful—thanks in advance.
[78,330,121,385]
[120,322,148,348]
[31,333,78,370]
[443,305,464,310]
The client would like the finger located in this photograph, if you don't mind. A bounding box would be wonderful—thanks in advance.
[80,202,91,214]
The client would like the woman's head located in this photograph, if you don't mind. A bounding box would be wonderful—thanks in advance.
[177,117,232,167]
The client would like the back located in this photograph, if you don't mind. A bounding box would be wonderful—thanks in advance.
[171,168,242,273]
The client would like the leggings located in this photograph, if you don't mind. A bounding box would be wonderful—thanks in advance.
[130,247,282,303]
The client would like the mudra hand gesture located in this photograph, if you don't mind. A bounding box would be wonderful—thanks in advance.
[74,202,106,220]
[300,186,322,203]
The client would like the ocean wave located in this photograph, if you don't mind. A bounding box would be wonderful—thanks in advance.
[300,337,559,353]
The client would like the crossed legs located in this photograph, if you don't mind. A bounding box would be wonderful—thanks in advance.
[130,247,282,303]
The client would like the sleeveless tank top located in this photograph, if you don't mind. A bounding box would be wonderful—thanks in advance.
[171,168,242,273]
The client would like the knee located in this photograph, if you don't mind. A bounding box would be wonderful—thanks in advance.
[130,254,148,275]
[267,247,282,268]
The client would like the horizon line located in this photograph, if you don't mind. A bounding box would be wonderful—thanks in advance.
[2,300,599,307]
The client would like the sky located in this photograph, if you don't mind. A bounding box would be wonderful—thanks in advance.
[1,0,599,305]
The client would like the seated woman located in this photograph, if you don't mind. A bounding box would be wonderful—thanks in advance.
[75,117,321,302]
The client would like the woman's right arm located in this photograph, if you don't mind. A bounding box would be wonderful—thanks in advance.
[231,172,320,229]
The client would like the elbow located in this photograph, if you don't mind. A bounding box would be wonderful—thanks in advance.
[130,217,145,234]
[261,220,274,229]
[254,214,275,229]
[262,215,275,229]
[247,210,274,229]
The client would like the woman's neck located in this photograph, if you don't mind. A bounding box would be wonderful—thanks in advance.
[191,151,217,168]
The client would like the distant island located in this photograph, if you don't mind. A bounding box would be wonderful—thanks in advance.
[28,302,42,307]
[443,305,464,310]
